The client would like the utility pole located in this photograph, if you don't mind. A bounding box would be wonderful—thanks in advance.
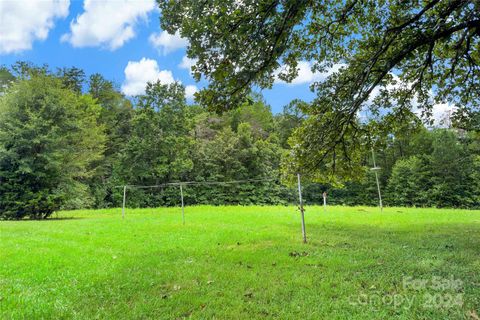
[371,148,383,211]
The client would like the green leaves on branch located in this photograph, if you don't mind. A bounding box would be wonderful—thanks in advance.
[159,0,480,180]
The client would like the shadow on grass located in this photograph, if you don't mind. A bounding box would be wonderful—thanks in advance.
[0,216,84,222]
[43,216,83,221]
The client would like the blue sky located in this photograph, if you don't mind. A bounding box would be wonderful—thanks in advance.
[0,0,318,113]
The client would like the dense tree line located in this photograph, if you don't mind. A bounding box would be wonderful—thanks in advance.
[0,63,478,219]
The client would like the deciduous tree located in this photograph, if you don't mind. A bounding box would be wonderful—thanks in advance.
[0,75,105,219]
[159,0,480,181]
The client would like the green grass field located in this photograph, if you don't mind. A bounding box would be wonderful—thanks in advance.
[1,206,479,319]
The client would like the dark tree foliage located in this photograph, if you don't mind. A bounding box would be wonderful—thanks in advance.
[56,67,86,93]
[10,61,49,78]
[0,75,105,219]
[159,0,480,182]
[113,83,287,207]
[115,81,194,207]
[0,67,15,93]
[274,99,307,148]
[87,74,133,207]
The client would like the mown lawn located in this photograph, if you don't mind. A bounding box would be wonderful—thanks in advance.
[1,205,479,319]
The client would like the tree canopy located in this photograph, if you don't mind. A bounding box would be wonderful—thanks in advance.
[0,74,105,219]
[159,0,480,181]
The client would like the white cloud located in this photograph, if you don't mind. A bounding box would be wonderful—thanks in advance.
[62,0,155,50]
[121,58,175,96]
[185,85,198,100]
[179,55,197,71]
[149,31,188,54]
[275,61,345,85]
[367,74,457,127]
[431,103,455,127]
[0,0,69,54]
[414,103,457,128]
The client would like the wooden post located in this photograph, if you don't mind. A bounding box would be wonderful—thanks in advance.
[180,184,185,225]
[297,173,307,243]
[122,185,127,219]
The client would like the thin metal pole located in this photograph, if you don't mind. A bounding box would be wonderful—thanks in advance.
[371,149,383,211]
[122,185,127,219]
[180,184,185,225]
[297,173,307,243]
[323,192,327,212]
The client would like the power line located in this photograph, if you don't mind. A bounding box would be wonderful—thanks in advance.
[115,177,281,189]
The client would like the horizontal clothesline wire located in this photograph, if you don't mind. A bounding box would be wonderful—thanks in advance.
[114,178,284,189]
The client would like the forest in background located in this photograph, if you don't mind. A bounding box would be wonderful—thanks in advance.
[0,62,479,219]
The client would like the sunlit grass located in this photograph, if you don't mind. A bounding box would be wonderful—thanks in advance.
[1,205,479,319]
